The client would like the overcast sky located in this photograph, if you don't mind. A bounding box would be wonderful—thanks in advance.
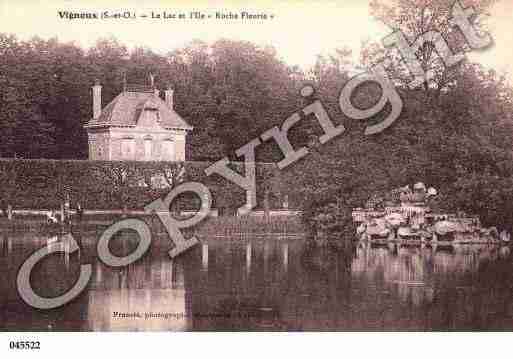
[1,0,512,79]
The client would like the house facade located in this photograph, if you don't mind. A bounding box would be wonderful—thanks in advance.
[84,81,192,161]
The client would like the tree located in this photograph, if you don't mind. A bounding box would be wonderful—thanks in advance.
[87,37,129,107]
[363,0,497,94]
[186,118,226,161]
[0,75,56,158]
[168,39,301,161]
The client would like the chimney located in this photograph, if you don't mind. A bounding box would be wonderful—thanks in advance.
[92,80,102,120]
[165,87,174,110]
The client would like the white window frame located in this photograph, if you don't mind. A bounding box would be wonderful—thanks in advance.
[162,139,175,161]
[121,138,136,160]
[143,137,153,160]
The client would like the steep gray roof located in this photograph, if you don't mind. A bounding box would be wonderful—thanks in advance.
[85,91,192,130]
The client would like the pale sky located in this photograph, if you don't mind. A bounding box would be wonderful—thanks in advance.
[0,0,512,77]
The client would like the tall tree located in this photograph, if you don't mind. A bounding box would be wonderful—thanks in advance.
[363,0,496,94]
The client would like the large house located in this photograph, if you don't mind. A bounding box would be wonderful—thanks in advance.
[84,80,192,161]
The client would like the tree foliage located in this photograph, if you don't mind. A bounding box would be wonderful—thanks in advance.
[363,0,496,93]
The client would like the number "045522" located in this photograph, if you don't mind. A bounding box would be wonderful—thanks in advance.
[9,341,41,350]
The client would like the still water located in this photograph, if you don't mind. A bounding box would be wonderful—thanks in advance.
[1,232,513,331]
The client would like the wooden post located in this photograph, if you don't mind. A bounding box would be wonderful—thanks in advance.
[64,195,70,219]
[7,205,12,221]
[246,243,252,275]
[60,203,65,223]
[202,244,209,271]
[64,238,70,269]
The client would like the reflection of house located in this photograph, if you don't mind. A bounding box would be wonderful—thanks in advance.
[87,288,187,331]
[87,259,187,331]
[85,80,192,161]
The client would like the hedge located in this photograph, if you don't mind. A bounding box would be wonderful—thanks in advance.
[0,159,302,212]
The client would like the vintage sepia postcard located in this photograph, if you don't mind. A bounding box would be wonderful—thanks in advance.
[1,0,513,353]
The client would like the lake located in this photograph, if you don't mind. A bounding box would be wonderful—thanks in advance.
[1,231,513,331]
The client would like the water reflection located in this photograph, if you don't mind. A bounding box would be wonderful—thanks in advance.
[202,244,209,271]
[1,231,513,331]
[246,243,252,275]
[283,242,288,271]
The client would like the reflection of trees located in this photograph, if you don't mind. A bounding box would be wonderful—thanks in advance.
[4,232,513,331]
[351,244,502,307]
[186,240,301,330]
[1,233,90,330]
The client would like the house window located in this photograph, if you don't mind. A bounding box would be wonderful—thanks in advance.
[162,140,175,161]
[144,138,153,160]
[121,138,135,160]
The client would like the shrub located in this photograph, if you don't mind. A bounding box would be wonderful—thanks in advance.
[0,159,283,212]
